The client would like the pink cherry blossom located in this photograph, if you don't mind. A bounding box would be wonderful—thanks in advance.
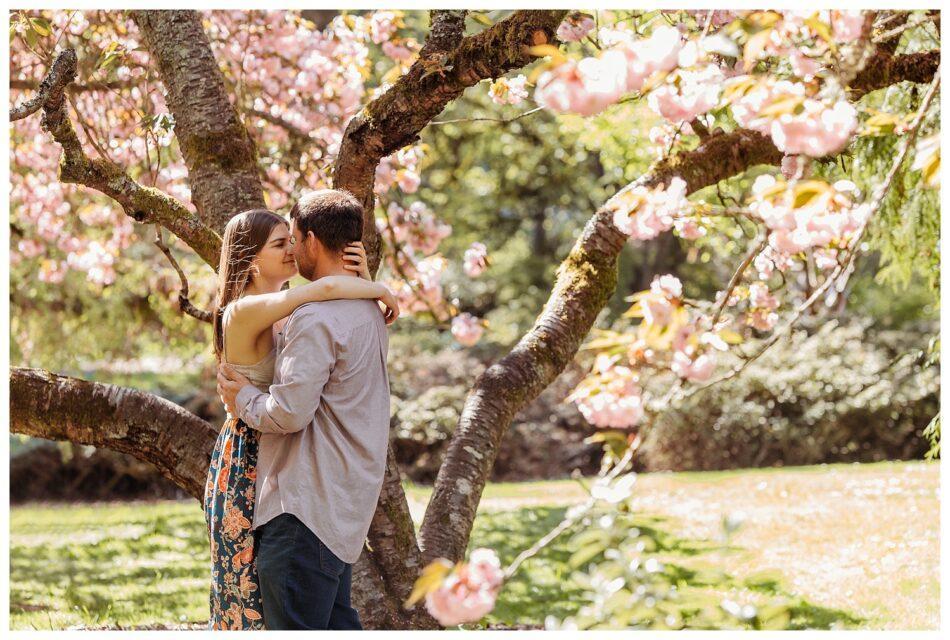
[641,294,675,327]
[651,274,683,299]
[451,313,484,347]
[397,170,421,193]
[488,74,529,105]
[636,26,682,76]
[463,242,489,277]
[611,177,690,241]
[748,282,779,309]
[534,54,627,117]
[789,49,820,79]
[17,239,45,258]
[831,10,865,42]
[368,10,398,44]
[780,155,808,180]
[556,13,595,43]
[769,99,857,158]
[425,548,503,626]
[671,350,716,382]
[686,10,738,29]
[39,260,67,284]
[674,217,706,239]
[728,77,806,135]
[387,201,451,255]
[568,364,644,429]
[749,174,869,261]
[647,63,724,123]
[610,26,682,94]
[747,309,778,331]
[382,40,413,62]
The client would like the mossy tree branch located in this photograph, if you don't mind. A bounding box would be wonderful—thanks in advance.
[30,49,222,268]
[10,367,218,501]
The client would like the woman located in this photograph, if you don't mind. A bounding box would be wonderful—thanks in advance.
[203,209,397,630]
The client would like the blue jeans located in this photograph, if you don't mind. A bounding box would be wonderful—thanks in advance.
[254,513,362,630]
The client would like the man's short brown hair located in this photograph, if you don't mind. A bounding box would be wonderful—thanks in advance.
[289,189,364,252]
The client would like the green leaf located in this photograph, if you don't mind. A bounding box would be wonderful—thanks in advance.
[30,17,52,37]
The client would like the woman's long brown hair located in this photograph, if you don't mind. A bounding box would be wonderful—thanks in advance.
[212,209,287,361]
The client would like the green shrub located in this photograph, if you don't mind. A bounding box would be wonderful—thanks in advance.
[639,322,939,471]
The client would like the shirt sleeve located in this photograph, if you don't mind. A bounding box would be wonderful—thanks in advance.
[237,307,335,434]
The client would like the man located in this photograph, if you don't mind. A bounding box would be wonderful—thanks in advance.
[217,189,390,630]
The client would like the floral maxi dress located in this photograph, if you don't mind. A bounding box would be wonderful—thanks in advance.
[204,415,266,629]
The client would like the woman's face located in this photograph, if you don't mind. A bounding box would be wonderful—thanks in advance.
[252,223,297,284]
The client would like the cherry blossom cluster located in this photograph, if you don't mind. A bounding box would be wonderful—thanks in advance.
[747,175,869,261]
[462,242,489,277]
[377,204,490,348]
[566,273,746,429]
[566,354,645,429]
[11,10,426,290]
[384,253,448,315]
[375,145,425,195]
[451,313,485,347]
[726,76,857,158]
[738,10,866,78]
[609,177,706,241]
[556,12,596,43]
[422,549,505,627]
[488,74,529,106]
[385,201,452,255]
[536,11,868,155]
[10,12,144,286]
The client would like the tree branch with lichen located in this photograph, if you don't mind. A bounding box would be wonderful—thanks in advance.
[24,49,222,268]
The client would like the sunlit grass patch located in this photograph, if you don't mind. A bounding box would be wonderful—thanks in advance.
[10,461,938,629]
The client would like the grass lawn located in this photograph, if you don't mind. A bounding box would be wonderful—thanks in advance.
[9,460,938,630]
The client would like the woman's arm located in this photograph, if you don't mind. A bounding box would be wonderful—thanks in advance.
[230,276,399,338]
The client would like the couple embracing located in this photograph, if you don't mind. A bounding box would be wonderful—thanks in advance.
[205,189,399,630]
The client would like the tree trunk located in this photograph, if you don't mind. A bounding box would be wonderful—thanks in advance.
[131,10,265,233]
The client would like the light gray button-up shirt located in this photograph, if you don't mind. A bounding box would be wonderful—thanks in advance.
[235,299,390,564]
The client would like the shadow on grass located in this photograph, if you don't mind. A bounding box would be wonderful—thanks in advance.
[11,501,864,630]
[468,506,863,630]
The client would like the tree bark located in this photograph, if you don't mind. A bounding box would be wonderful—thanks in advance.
[418,10,469,60]
[131,10,265,233]
[10,368,217,501]
[849,49,940,98]
[334,9,567,274]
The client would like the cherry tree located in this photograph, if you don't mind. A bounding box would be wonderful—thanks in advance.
[10,9,939,629]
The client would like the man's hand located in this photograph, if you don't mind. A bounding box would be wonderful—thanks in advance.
[217,363,253,417]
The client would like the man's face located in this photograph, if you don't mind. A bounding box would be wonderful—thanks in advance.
[289,219,317,281]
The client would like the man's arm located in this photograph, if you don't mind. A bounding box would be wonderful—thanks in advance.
[234,308,335,434]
